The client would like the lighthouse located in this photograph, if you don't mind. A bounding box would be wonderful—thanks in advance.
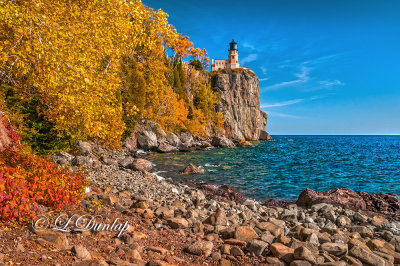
[227,39,239,69]
[211,40,240,71]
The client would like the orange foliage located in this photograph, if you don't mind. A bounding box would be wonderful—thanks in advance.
[186,108,206,136]
[0,109,87,223]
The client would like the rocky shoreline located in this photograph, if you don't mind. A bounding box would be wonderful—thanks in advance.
[2,141,400,266]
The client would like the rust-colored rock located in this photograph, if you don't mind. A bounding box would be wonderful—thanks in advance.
[296,188,366,210]
[270,243,294,263]
[234,226,258,242]
[359,191,400,213]
[296,188,400,215]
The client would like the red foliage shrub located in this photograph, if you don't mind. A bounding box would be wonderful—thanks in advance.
[0,106,87,223]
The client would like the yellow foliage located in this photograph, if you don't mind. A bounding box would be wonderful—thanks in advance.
[0,0,185,147]
[187,108,206,136]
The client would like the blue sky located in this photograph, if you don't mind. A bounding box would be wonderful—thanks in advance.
[144,0,400,134]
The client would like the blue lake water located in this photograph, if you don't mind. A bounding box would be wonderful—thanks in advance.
[147,135,400,200]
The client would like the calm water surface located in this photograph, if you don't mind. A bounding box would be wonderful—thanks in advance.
[147,135,400,200]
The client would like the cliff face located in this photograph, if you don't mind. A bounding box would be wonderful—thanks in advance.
[211,69,269,140]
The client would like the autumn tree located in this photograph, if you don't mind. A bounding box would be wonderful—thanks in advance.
[120,57,145,138]
[0,0,201,148]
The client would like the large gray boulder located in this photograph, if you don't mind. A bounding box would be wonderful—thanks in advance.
[137,131,158,150]
[158,142,179,153]
[211,136,236,148]
[166,133,181,147]
[259,130,273,141]
[179,132,194,146]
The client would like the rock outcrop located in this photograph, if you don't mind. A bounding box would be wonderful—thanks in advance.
[297,188,400,214]
[0,113,11,150]
[211,68,269,141]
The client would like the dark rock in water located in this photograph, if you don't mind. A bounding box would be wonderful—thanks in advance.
[359,192,400,213]
[296,188,400,214]
[184,182,245,204]
[182,163,204,174]
[211,136,235,148]
[259,130,273,141]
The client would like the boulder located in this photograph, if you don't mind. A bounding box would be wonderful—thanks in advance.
[270,243,294,263]
[182,163,204,174]
[118,156,135,168]
[293,246,316,264]
[259,130,273,141]
[230,246,244,256]
[73,156,95,166]
[167,218,188,229]
[137,131,158,150]
[211,136,235,148]
[203,208,227,226]
[296,188,400,215]
[178,132,194,146]
[234,226,258,242]
[247,239,269,256]
[178,142,193,152]
[157,142,179,153]
[349,246,388,266]
[359,192,400,213]
[165,133,181,147]
[320,243,348,257]
[123,134,138,151]
[76,141,92,155]
[131,158,152,172]
[72,245,91,259]
[35,230,69,249]
[52,151,75,165]
[186,241,213,257]
[296,188,367,210]
[257,222,284,237]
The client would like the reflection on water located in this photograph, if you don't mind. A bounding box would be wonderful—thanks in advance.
[147,135,400,200]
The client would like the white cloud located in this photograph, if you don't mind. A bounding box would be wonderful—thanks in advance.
[260,66,268,75]
[259,78,270,81]
[265,111,302,119]
[243,43,256,50]
[262,66,311,91]
[261,98,304,108]
[241,53,258,65]
[319,80,344,87]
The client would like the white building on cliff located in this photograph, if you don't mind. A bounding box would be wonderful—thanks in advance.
[211,40,240,71]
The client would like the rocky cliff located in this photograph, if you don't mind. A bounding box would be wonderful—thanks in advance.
[210,68,270,141]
